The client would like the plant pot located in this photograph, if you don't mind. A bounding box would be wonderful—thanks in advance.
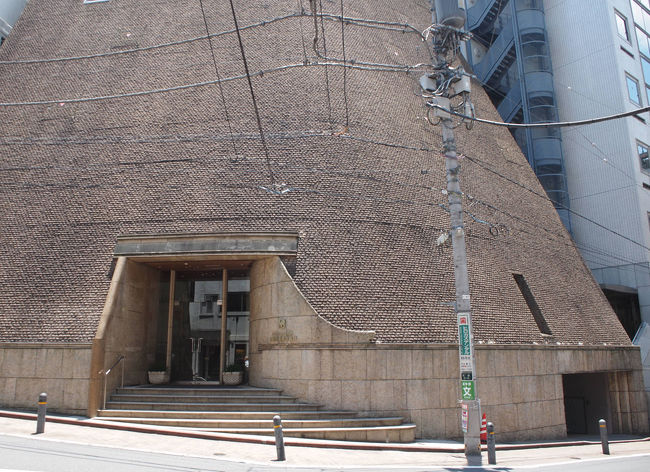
[222,371,243,385]
[148,370,170,384]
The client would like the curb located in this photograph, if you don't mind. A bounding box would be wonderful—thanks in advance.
[1,409,648,453]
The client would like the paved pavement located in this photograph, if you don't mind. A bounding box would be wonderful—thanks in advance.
[0,409,649,469]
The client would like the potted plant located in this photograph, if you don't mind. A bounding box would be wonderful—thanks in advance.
[222,362,243,385]
[147,361,170,385]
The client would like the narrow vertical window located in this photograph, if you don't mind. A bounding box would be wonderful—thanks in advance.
[626,74,642,105]
[615,11,630,41]
[513,273,552,335]
[639,141,650,173]
[642,57,650,102]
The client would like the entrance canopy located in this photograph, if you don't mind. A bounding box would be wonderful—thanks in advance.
[114,232,298,259]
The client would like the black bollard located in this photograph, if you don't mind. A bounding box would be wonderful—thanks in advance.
[486,422,496,465]
[599,419,609,455]
[36,392,47,434]
[273,415,286,461]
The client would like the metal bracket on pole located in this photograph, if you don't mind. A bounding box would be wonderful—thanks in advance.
[431,97,452,120]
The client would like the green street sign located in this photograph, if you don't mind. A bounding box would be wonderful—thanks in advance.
[458,324,471,355]
[461,380,475,400]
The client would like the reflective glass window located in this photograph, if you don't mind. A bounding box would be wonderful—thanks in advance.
[616,11,630,41]
[627,74,642,104]
[639,141,650,173]
[638,27,650,57]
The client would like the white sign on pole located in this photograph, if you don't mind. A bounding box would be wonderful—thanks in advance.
[461,403,469,433]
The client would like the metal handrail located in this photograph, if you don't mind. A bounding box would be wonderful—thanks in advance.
[101,354,125,410]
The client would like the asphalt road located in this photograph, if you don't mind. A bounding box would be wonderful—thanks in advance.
[1,433,650,472]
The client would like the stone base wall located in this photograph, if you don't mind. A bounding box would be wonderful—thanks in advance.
[0,344,91,415]
[249,256,649,440]
[254,343,648,440]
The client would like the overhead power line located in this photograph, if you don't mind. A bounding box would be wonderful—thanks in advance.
[0,61,428,108]
[427,103,650,128]
[464,153,650,254]
[227,0,274,184]
[198,0,238,158]
[0,12,421,66]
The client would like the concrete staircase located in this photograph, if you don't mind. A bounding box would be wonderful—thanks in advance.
[97,385,416,442]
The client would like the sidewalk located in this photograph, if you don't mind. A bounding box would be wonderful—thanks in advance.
[1,409,649,468]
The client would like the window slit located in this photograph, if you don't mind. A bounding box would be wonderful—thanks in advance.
[513,273,552,335]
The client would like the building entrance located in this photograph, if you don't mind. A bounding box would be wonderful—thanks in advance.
[152,265,250,384]
[562,372,610,434]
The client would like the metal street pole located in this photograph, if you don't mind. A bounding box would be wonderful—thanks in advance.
[442,112,481,462]
[426,1,481,464]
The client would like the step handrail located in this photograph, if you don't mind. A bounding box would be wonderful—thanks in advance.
[101,354,125,410]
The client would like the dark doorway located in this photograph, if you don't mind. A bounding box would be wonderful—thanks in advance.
[602,289,641,340]
[562,373,610,435]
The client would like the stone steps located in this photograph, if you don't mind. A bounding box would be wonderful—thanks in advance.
[95,416,404,429]
[97,409,354,419]
[98,385,415,442]
[110,394,299,404]
[188,425,416,443]
[104,401,321,411]
[116,386,282,396]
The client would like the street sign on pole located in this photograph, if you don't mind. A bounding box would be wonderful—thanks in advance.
[461,380,476,401]
[457,313,474,373]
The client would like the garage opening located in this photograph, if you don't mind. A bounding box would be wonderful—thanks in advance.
[562,373,610,435]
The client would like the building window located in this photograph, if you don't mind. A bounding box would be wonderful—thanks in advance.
[632,1,650,32]
[639,141,650,173]
[616,11,631,41]
[513,273,552,335]
[642,56,650,102]
[638,26,650,56]
[626,73,642,104]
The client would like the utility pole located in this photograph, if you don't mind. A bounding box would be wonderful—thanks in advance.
[423,1,481,465]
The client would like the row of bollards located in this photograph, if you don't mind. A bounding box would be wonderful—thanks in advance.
[30,396,611,463]
[481,418,610,466]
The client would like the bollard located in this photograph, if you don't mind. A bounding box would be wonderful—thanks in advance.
[36,392,47,434]
[599,419,609,455]
[273,415,286,461]
[486,422,496,465]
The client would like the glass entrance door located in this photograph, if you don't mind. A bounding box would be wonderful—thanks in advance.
[171,275,223,381]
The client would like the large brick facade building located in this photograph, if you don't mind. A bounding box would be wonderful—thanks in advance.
[0,0,647,440]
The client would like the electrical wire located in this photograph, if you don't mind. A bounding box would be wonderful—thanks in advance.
[227,0,274,184]
[339,0,350,127]
[319,0,333,129]
[297,0,309,64]
[464,153,650,253]
[198,0,239,158]
[0,61,427,108]
[0,122,645,271]
[0,12,422,66]
[2,128,644,271]
[0,13,301,65]
[426,102,650,128]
